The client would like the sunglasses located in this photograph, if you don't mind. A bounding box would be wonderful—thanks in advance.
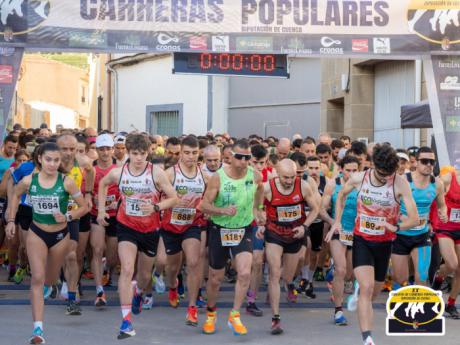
[375,169,393,178]
[231,151,252,161]
[418,158,435,166]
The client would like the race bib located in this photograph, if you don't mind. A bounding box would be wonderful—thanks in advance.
[359,214,386,236]
[220,228,245,247]
[413,213,429,230]
[31,196,60,215]
[171,207,196,225]
[339,231,353,246]
[126,197,144,217]
[24,194,32,207]
[450,208,460,223]
[277,204,301,222]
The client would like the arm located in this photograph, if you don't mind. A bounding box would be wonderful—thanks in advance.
[435,178,448,223]
[5,176,31,239]
[253,170,265,225]
[331,173,362,234]
[97,168,121,226]
[64,177,88,220]
[198,173,235,216]
[302,180,320,228]
[6,170,15,203]
[153,168,179,211]
[393,177,419,231]
[0,169,11,196]
[321,180,335,226]
[79,156,95,208]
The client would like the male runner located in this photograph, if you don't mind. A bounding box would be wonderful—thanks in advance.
[161,136,207,326]
[202,145,222,176]
[57,133,94,315]
[331,144,419,345]
[97,133,178,339]
[392,147,447,287]
[257,159,319,334]
[90,134,119,307]
[199,139,264,336]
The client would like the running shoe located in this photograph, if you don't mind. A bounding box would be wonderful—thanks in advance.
[196,295,206,308]
[432,271,444,291]
[169,288,179,308]
[29,327,45,344]
[14,267,26,284]
[43,285,52,300]
[50,285,58,300]
[445,304,460,319]
[153,274,166,294]
[60,282,69,300]
[186,306,198,326]
[347,281,359,312]
[202,310,217,334]
[326,266,334,283]
[270,316,283,335]
[118,319,136,340]
[131,290,143,315]
[286,284,297,303]
[296,278,308,294]
[142,294,154,310]
[66,301,82,316]
[82,270,94,280]
[95,292,107,308]
[228,310,247,336]
[101,272,110,286]
[7,268,16,282]
[246,302,263,317]
[305,282,316,299]
[334,310,348,326]
[363,335,375,345]
[314,269,325,282]
[178,282,185,300]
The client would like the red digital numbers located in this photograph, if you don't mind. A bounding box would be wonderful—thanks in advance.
[200,53,277,73]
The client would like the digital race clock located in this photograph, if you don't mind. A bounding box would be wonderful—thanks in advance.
[173,52,289,78]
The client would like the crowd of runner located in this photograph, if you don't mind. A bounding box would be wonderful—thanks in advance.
[0,124,459,345]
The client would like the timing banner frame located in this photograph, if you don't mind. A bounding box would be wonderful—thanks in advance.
[0,1,459,167]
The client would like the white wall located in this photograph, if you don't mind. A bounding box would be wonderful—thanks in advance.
[115,55,210,135]
[211,76,229,134]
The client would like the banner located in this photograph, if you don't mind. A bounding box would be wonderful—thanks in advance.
[0,47,23,137]
[425,55,460,169]
[0,1,460,55]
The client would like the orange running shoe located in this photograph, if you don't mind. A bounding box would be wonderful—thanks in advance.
[169,288,179,308]
[228,310,247,336]
[202,310,217,334]
[186,306,198,326]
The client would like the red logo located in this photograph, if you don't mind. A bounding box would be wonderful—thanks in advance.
[189,36,207,50]
[0,65,13,84]
[352,39,369,53]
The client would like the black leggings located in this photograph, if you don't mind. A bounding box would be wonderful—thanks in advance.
[30,223,69,249]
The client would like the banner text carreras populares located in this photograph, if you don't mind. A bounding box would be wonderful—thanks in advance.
[1,0,460,55]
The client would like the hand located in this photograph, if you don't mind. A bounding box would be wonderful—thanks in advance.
[292,226,305,239]
[330,222,342,235]
[255,209,266,226]
[177,194,195,208]
[438,209,448,223]
[53,212,67,224]
[381,221,398,233]
[139,200,154,215]
[256,226,265,240]
[324,229,335,243]
[5,222,15,240]
[97,212,109,227]
[222,205,237,216]
[85,193,93,210]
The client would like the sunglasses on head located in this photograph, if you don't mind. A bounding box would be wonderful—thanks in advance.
[418,158,436,166]
[231,151,252,161]
[407,147,419,154]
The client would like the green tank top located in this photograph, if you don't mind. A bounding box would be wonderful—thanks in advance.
[29,173,69,225]
[211,166,256,228]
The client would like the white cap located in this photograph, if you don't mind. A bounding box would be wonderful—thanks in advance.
[114,134,126,145]
[397,152,410,162]
[96,134,114,148]
[338,148,347,160]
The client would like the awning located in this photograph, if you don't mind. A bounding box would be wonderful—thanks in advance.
[400,100,432,129]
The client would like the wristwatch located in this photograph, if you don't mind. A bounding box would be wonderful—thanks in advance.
[66,213,73,222]
[153,204,160,212]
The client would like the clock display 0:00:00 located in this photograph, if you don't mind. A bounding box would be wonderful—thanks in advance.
[199,53,277,72]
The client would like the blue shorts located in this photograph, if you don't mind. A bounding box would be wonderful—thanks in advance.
[252,226,265,251]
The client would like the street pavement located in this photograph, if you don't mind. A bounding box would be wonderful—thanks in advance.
[1,270,459,345]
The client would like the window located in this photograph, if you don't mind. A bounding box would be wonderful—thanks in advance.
[81,86,86,104]
[146,104,183,136]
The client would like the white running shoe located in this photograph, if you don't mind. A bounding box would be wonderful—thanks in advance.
[347,280,359,312]
[60,282,69,300]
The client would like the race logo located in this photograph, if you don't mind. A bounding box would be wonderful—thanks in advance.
[319,37,343,55]
[156,32,180,52]
[440,76,460,90]
[236,37,273,51]
[407,1,460,50]
[373,37,391,54]
[352,39,369,53]
[189,36,207,50]
[0,0,50,38]
[386,285,445,336]
[0,65,13,83]
[212,35,229,52]
[281,37,312,54]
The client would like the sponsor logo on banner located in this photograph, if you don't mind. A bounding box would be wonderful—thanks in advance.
[236,37,273,51]
[69,31,107,48]
[156,33,180,51]
[0,0,50,37]
[320,37,343,54]
[407,1,460,49]
[386,285,445,336]
[455,97,460,110]
[0,65,13,84]
[281,37,312,54]
[438,59,460,69]
[115,34,148,51]
[447,116,460,132]
[352,39,369,52]
[374,37,391,54]
[440,76,460,91]
[0,47,14,56]
[212,36,229,52]
[189,36,207,50]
